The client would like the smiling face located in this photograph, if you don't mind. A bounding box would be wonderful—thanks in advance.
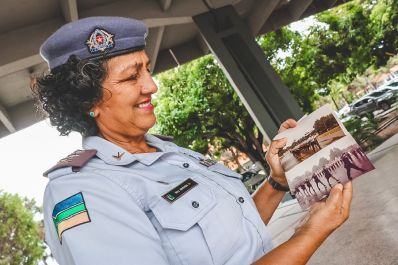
[92,50,158,140]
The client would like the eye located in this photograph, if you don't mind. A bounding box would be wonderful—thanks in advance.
[147,67,152,74]
[126,74,138,81]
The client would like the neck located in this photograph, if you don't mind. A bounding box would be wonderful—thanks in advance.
[98,131,157,154]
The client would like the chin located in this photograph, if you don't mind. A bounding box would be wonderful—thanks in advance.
[141,116,157,131]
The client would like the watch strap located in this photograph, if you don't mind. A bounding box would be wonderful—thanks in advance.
[267,176,290,192]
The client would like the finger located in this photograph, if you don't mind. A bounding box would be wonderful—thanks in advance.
[326,184,343,210]
[341,181,353,215]
[278,119,298,133]
[268,138,288,156]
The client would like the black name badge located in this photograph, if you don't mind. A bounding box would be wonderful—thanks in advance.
[162,178,198,203]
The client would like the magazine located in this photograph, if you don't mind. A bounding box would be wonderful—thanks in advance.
[275,105,375,209]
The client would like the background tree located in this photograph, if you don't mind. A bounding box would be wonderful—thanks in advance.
[154,0,398,167]
[258,27,320,112]
[270,1,376,112]
[263,0,398,111]
[153,55,269,170]
[0,192,44,265]
[386,54,398,68]
[328,81,347,109]
[369,0,398,66]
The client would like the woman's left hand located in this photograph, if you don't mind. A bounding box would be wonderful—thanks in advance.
[265,119,297,186]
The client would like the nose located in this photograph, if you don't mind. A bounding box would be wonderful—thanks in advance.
[141,71,158,94]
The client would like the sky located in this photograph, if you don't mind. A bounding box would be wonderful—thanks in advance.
[290,16,318,35]
[0,120,81,205]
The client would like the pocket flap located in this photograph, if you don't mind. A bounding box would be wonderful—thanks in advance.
[151,181,216,231]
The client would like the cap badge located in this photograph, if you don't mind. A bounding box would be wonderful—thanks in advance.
[86,28,115,54]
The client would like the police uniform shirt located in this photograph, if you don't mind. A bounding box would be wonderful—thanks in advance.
[43,134,273,265]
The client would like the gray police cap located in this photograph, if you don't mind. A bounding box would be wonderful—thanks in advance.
[40,16,148,70]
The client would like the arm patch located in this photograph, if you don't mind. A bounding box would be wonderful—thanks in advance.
[52,192,91,243]
[43,149,97,177]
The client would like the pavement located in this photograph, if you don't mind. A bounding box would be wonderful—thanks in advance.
[267,133,398,265]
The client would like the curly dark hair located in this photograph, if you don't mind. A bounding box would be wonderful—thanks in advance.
[32,55,109,136]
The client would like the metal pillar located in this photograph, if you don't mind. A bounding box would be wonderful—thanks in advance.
[193,5,303,142]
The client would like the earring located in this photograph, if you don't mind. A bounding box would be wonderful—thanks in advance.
[89,111,95,118]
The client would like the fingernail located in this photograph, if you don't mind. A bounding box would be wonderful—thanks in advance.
[335,184,343,191]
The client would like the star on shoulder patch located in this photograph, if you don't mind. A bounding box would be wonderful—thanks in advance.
[52,192,91,243]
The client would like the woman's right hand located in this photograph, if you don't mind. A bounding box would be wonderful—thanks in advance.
[253,182,353,265]
[296,181,353,240]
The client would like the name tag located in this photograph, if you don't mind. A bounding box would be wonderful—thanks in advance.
[162,178,198,203]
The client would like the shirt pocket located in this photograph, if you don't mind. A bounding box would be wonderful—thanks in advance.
[150,180,245,265]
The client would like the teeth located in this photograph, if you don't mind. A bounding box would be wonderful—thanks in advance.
[138,101,151,108]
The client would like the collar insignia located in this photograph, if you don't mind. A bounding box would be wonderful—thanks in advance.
[86,28,115,54]
[112,152,125,160]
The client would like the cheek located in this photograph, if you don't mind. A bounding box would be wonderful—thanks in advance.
[103,90,132,109]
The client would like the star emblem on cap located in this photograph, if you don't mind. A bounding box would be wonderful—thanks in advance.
[86,28,115,54]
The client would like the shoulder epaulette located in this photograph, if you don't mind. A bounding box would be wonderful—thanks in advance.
[43,149,97,177]
[152,134,174,142]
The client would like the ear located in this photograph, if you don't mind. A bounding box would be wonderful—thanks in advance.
[89,104,101,117]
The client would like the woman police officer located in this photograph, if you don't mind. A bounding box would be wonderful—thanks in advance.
[34,17,352,265]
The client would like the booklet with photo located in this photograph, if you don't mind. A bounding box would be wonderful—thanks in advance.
[275,105,375,209]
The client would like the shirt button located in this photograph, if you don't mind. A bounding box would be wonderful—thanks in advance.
[192,201,199,208]
[238,197,245,203]
[183,163,190,168]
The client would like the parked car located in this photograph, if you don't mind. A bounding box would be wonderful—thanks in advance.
[380,74,398,86]
[337,105,351,118]
[348,90,396,117]
[377,87,398,98]
[384,81,398,88]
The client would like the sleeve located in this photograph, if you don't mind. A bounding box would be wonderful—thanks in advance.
[43,173,170,265]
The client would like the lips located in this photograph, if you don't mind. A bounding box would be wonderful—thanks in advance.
[135,98,154,110]
[135,98,151,106]
[137,101,152,108]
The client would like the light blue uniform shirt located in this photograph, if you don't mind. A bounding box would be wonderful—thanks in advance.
[43,135,273,265]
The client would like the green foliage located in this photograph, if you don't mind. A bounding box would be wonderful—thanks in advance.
[369,0,398,66]
[258,27,320,112]
[154,55,268,168]
[257,28,301,66]
[262,0,398,111]
[153,0,398,165]
[0,192,44,265]
[343,116,383,151]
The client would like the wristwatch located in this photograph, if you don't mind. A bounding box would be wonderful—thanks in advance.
[267,175,290,192]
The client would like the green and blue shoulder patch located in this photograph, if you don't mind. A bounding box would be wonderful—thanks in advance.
[52,192,91,243]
